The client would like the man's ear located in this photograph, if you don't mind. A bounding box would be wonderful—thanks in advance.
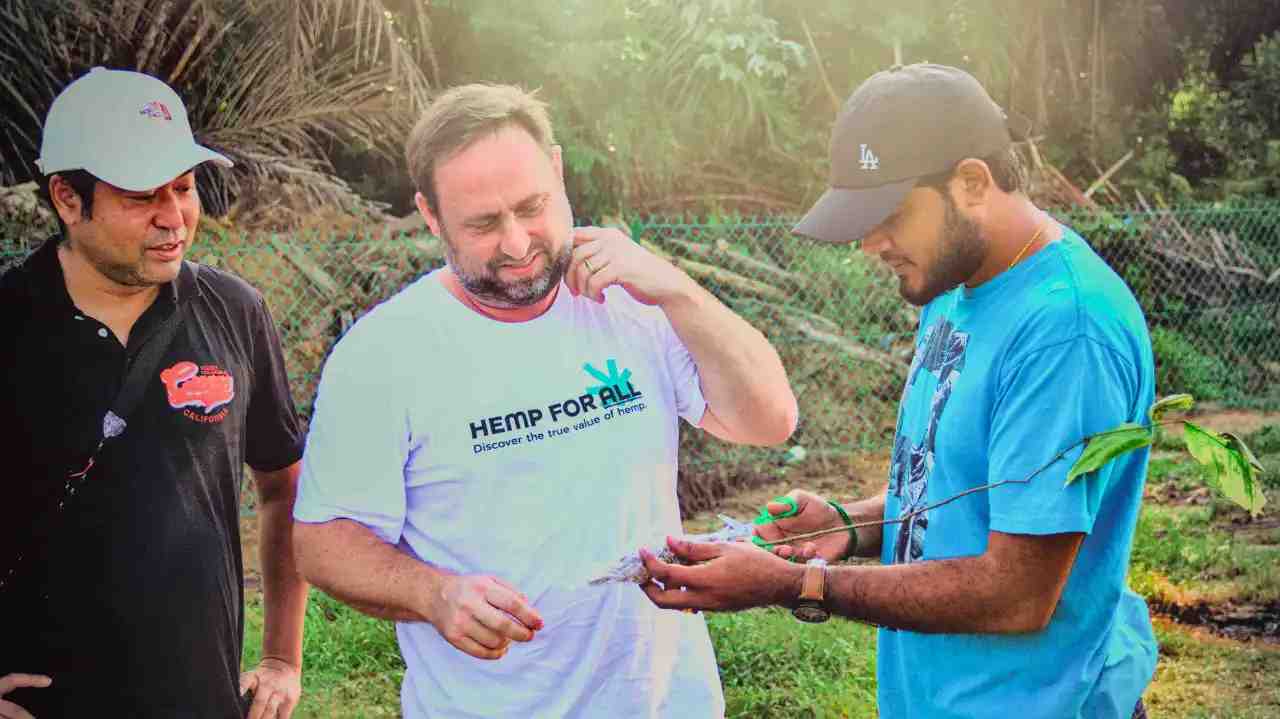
[49,174,91,227]
[551,144,564,182]
[950,158,995,209]
[415,191,442,238]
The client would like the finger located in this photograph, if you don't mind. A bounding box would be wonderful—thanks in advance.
[461,619,510,651]
[239,670,259,697]
[570,246,607,298]
[772,544,796,559]
[572,227,610,246]
[638,547,697,587]
[474,602,537,643]
[0,698,37,719]
[0,675,51,693]
[488,576,534,606]
[485,584,544,632]
[246,686,274,719]
[566,249,591,298]
[278,693,301,719]
[583,262,616,303]
[666,536,724,563]
[639,580,698,610]
[800,542,818,561]
[455,634,510,661]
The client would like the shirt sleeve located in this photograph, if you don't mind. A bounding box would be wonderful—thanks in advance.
[244,293,304,472]
[657,313,707,427]
[292,318,410,545]
[986,334,1142,536]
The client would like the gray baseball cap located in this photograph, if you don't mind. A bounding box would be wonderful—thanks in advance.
[36,67,232,191]
[794,63,1029,244]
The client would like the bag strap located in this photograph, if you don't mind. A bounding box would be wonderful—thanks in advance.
[2,275,192,592]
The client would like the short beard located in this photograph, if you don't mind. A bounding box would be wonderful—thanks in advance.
[444,228,571,308]
[899,191,986,306]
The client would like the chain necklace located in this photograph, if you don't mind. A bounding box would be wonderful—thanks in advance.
[1008,219,1051,270]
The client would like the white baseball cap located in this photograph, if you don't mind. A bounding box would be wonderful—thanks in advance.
[35,67,232,191]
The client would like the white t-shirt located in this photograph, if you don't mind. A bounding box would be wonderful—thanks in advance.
[295,270,725,719]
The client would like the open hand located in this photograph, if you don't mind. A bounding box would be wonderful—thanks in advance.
[431,575,544,660]
[567,227,694,305]
[239,657,301,719]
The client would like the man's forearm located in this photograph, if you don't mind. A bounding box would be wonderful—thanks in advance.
[660,278,797,445]
[823,529,1082,634]
[255,467,309,667]
[293,518,447,624]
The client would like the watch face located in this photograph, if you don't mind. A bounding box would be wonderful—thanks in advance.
[792,602,830,623]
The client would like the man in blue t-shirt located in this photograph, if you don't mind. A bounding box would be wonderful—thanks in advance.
[639,63,1157,718]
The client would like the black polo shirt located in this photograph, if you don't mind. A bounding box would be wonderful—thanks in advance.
[0,237,303,718]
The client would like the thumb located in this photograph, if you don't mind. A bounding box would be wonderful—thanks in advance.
[667,536,722,563]
[765,499,793,517]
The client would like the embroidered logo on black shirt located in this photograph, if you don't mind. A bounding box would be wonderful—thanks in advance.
[160,360,234,423]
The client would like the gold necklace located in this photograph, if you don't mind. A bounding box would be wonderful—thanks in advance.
[1008,220,1050,270]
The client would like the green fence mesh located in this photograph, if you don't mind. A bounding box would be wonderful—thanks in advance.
[4,204,1278,496]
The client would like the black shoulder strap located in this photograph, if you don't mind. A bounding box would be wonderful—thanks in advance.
[2,269,194,592]
[100,295,188,442]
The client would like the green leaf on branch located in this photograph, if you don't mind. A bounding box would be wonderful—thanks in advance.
[1149,393,1195,423]
[1066,423,1153,485]
[1183,422,1267,517]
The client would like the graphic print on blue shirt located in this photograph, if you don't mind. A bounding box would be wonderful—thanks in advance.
[890,318,968,564]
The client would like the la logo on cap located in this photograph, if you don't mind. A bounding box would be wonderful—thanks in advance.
[859,143,879,171]
[139,100,172,121]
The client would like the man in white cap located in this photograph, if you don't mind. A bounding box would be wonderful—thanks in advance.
[640,64,1157,718]
[0,68,308,718]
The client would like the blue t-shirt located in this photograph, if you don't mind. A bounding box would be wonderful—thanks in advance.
[877,228,1158,719]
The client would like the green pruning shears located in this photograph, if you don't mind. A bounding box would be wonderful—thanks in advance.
[751,496,798,549]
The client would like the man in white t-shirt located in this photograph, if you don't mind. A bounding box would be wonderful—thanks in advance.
[292,84,798,718]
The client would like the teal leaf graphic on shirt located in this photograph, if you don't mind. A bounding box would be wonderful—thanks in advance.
[584,359,632,398]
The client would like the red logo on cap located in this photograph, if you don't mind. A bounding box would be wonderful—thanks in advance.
[140,101,172,121]
[161,361,234,423]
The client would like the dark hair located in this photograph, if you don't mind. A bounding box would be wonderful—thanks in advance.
[37,169,99,236]
[914,145,1027,194]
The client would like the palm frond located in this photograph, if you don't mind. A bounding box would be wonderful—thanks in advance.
[0,0,435,223]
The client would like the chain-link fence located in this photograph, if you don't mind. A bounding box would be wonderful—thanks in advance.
[3,205,1277,507]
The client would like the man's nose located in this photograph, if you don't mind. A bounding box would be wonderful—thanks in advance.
[499,216,533,259]
[153,190,185,230]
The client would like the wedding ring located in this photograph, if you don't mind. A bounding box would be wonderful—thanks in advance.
[584,258,596,274]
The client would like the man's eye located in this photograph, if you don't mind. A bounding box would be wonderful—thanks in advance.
[517,200,545,218]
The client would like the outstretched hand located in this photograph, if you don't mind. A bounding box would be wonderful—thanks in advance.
[638,537,801,613]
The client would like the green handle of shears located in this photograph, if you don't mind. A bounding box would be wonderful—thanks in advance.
[751,496,797,548]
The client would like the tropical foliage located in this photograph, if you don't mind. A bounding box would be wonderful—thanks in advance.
[4,1,1280,218]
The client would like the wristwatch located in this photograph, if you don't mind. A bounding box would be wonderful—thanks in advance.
[792,557,830,623]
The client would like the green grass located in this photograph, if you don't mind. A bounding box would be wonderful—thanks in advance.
[1129,503,1280,603]
[707,609,877,718]
[1146,622,1280,718]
